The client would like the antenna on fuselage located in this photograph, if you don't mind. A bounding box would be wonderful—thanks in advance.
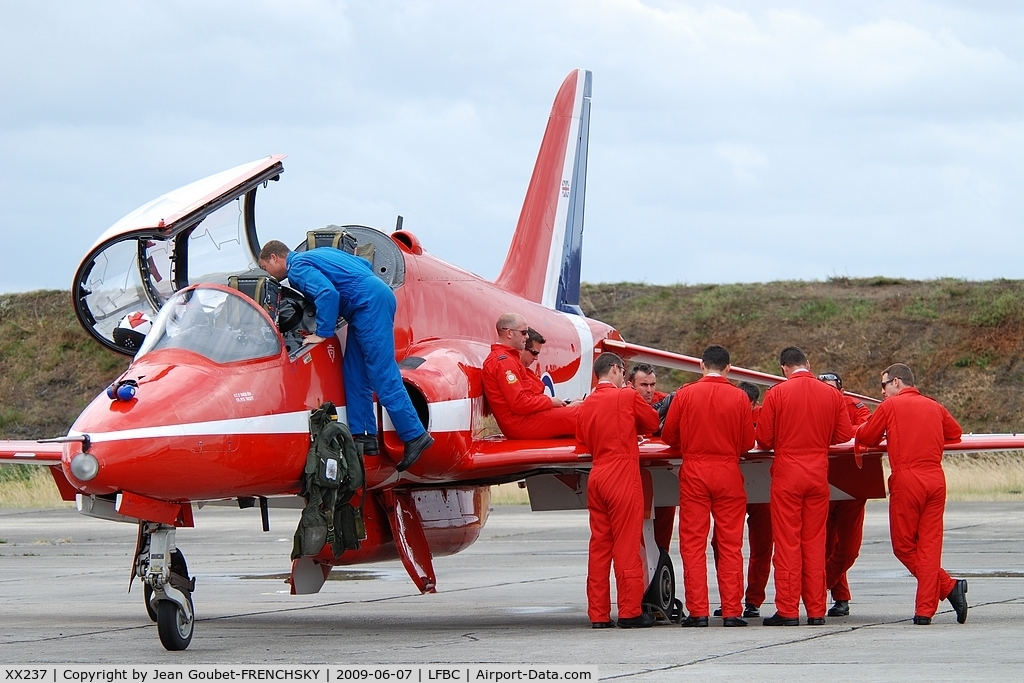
[395,215,404,232]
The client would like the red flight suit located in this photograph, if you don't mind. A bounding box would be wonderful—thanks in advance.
[825,394,872,602]
[482,343,579,438]
[577,382,661,622]
[756,370,854,619]
[663,375,755,618]
[856,387,962,618]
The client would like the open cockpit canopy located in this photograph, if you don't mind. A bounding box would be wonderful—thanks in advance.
[72,155,285,355]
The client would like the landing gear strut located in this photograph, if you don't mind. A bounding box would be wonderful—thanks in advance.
[135,523,196,650]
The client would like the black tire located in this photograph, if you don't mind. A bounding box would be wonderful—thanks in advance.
[642,549,676,621]
[143,584,158,622]
[157,596,194,651]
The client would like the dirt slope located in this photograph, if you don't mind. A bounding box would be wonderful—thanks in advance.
[2,279,1024,439]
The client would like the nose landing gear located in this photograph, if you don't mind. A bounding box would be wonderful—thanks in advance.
[135,523,196,650]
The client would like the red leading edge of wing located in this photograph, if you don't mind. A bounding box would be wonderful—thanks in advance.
[0,440,63,465]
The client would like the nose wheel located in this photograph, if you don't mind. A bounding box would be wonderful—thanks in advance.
[136,524,196,650]
[143,549,189,623]
[157,589,194,650]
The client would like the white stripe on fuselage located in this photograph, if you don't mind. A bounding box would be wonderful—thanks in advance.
[382,398,473,434]
[69,410,319,443]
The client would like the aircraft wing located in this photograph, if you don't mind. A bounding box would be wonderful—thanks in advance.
[0,440,63,465]
[601,339,881,406]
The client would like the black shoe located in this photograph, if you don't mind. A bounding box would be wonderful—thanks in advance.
[396,432,433,472]
[827,600,849,617]
[353,434,379,456]
[722,617,748,627]
[946,578,968,624]
[806,617,826,626]
[591,621,615,629]
[617,613,656,628]
[713,608,722,617]
[763,613,800,626]
[743,604,761,619]
[913,615,931,625]
[680,615,709,627]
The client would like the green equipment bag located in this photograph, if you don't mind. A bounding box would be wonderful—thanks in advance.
[291,402,366,560]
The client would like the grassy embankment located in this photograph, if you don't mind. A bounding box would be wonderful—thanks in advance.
[3,280,1024,507]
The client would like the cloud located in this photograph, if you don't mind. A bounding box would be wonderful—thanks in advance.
[2,0,1024,293]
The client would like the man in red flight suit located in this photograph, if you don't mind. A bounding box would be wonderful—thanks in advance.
[818,371,872,618]
[482,313,580,439]
[662,345,755,627]
[628,363,675,553]
[712,381,772,619]
[855,363,967,625]
[756,347,854,626]
[577,352,661,629]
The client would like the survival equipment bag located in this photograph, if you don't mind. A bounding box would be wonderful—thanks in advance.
[291,402,366,560]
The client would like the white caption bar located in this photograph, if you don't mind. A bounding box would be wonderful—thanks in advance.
[2,667,598,683]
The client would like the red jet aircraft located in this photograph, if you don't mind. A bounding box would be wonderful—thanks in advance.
[3,69,1023,651]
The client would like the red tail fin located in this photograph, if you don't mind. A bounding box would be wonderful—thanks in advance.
[496,69,591,313]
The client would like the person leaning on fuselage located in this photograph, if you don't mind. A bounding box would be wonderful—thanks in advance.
[756,346,854,626]
[628,363,675,555]
[577,352,660,629]
[258,240,432,472]
[818,371,872,618]
[481,313,581,439]
[712,380,771,620]
[662,344,754,627]
[855,363,967,626]
[518,328,548,397]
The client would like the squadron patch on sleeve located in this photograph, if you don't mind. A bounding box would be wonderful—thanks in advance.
[505,370,518,384]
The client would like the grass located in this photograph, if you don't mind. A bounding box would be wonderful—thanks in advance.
[0,467,74,508]
[942,452,1024,501]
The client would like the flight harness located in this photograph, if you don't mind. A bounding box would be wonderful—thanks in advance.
[292,402,367,560]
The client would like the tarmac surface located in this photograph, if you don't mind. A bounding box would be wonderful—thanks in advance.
[2,501,1023,680]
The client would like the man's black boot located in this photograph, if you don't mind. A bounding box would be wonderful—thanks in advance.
[680,615,709,627]
[763,613,799,626]
[827,600,849,617]
[946,578,968,624]
[397,432,433,472]
[617,613,655,628]
[743,604,761,619]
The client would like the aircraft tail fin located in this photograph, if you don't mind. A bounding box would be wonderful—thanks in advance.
[495,69,591,314]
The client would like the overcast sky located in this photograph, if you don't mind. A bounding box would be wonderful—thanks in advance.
[2,1,1023,294]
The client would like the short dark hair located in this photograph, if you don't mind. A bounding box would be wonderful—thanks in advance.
[702,344,730,371]
[883,363,915,387]
[594,352,624,379]
[526,327,545,346]
[627,362,656,383]
[259,240,291,261]
[779,346,808,367]
[737,381,759,405]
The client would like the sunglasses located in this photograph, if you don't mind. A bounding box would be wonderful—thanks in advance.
[502,327,529,336]
[527,348,541,356]
[818,373,840,383]
[881,377,897,388]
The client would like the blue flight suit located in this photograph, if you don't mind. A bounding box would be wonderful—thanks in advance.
[286,248,424,441]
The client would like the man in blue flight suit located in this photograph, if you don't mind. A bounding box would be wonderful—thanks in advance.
[259,240,432,471]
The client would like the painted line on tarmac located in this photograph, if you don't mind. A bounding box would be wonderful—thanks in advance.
[601,598,1023,680]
